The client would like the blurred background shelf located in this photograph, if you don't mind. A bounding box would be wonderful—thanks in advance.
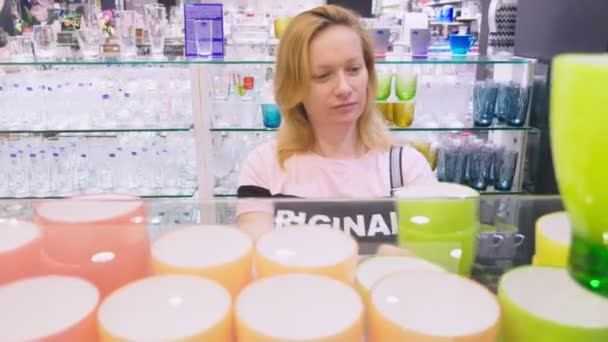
[209,127,539,133]
[0,127,193,134]
[422,0,464,7]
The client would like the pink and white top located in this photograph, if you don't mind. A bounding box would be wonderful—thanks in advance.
[237,141,436,243]
[239,140,434,197]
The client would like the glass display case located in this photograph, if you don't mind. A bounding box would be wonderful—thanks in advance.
[198,56,539,197]
[0,194,584,342]
[0,194,563,288]
[0,55,537,200]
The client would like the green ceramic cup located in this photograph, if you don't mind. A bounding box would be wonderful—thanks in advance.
[394,183,480,275]
[498,266,608,341]
[551,54,608,296]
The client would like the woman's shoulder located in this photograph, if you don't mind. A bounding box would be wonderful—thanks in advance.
[249,139,277,154]
[242,139,282,173]
[394,143,437,185]
[371,143,423,159]
[245,140,278,162]
[400,144,426,159]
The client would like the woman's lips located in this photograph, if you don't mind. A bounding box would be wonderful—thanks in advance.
[331,102,357,111]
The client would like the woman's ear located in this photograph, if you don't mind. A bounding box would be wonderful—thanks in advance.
[298,103,309,121]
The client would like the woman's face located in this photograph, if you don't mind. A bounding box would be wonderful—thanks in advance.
[302,25,368,129]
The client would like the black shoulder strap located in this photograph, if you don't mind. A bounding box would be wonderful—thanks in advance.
[389,145,404,192]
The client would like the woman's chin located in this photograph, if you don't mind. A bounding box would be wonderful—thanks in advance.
[329,111,363,125]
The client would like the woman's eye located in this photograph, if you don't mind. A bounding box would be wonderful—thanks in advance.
[349,66,361,74]
[315,73,330,80]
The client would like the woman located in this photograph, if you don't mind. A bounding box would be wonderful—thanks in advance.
[237,5,436,243]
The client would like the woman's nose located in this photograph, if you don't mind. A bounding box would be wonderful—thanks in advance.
[334,72,353,98]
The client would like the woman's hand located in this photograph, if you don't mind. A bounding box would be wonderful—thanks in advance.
[237,212,274,241]
[236,215,416,259]
[375,244,415,257]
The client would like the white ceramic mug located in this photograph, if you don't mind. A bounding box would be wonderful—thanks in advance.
[409,28,431,57]
[368,28,399,57]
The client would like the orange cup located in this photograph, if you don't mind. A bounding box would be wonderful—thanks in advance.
[35,194,150,297]
[0,220,42,285]
[152,225,253,296]
[0,275,99,341]
[254,226,358,284]
[236,273,363,342]
[369,271,500,341]
[98,275,232,342]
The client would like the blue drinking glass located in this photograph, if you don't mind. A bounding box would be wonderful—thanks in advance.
[449,34,476,55]
[437,146,458,182]
[495,82,519,123]
[493,150,518,191]
[506,86,531,127]
[261,104,281,128]
[468,144,495,191]
[486,145,502,186]
[473,81,499,127]
[437,148,448,182]
[454,148,469,185]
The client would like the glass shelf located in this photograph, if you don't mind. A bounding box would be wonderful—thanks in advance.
[143,192,197,199]
[0,55,533,66]
[479,191,529,196]
[0,126,193,134]
[213,190,528,197]
[210,126,539,133]
[0,190,197,200]
[422,0,464,7]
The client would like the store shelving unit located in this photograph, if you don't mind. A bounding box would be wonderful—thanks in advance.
[0,55,537,202]
[194,56,537,199]
[0,59,198,199]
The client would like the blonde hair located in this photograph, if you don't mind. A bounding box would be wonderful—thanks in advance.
[274,4,392,167]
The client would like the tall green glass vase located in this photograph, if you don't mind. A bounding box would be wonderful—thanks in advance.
[551,54,608,297]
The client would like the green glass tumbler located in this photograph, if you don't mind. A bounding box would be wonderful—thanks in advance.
[394,183,480,275]
[376,70,393,101]
[551,54,608,297]
[395,71,417,102]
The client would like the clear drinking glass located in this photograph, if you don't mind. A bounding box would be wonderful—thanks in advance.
[115,10,138,57]
[193,19,213,57]
[210,66,231,100]
[0,141,7,196]
[77,28,104,59]
[8,151,28,197]
[32,25,56,59]
[230,12,270,60]
[144,4,167,57]
[7,36,34,60]
[213,133,236,194]
[231,30,269,60]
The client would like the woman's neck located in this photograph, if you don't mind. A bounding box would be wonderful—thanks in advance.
[311,124,365,159]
